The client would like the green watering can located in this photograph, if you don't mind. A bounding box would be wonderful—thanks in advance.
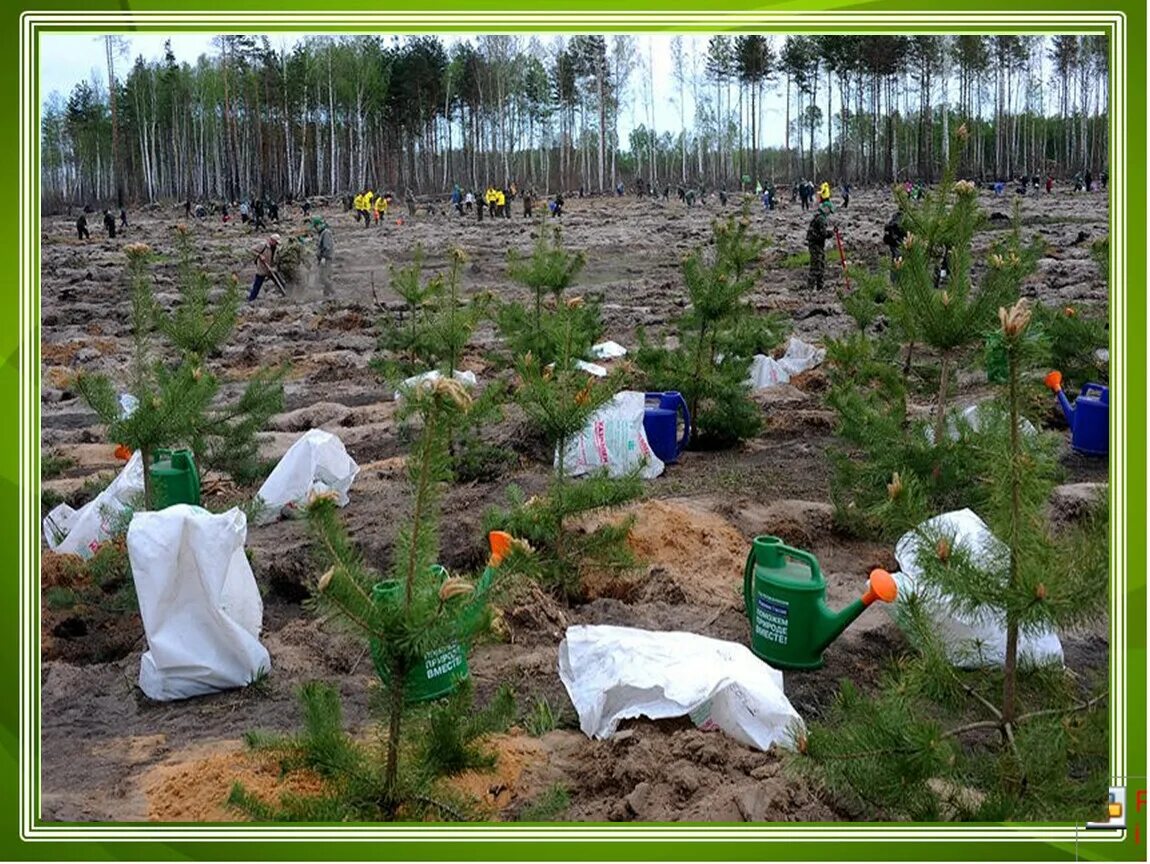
[371,531,512,703]
[743,536,897,670]
[150,449,201,509]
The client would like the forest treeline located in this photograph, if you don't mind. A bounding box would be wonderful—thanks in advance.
[40,33,1109,208]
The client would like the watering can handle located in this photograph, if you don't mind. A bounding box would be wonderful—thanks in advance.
[673,392,691,451]
[780,545,822,581]
[743,549,755,618]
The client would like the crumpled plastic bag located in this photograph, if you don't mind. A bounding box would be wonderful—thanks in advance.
[776,336,826,377]
[558,624,804,751]
[42,451,144,558]
[128,505,270,700]
[747,354,791,389]
[589,340,627,360]
[253,428,359,524]
[557,391,664,480]
[924,403,1039,445]
[394,368,477,402]
[889,508,1064,668]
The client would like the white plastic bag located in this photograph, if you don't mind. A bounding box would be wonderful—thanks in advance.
[254,428,359,524]
[747,354,791,389]
[558,625,804,752]
[574,359,608,377]
[776,336,826,377]
[589,340,627,360]
[557,391,664,480]
[890,508,1064,668]
[924,403,1038,445]
[43,451,144,558]
[393,368,477,402]
[128,505,270,701]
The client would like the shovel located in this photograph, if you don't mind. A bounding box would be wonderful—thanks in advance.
[833,226,850,292]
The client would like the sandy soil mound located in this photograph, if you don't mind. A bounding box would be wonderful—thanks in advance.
[578,498,748,607]
[140,741,327,822]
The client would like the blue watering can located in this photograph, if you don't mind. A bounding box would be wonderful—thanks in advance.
[1045,370,1108,457]
[643,392,691,464]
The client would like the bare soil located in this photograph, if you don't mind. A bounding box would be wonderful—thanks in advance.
[39,187,1110,823]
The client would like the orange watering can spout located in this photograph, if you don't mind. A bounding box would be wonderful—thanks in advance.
[861,569,898,606]
[488,530,513,566]
[1044,369,1063,392]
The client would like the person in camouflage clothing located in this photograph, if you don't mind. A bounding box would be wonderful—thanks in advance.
[805,201,833,291]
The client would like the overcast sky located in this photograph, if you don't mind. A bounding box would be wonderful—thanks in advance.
[39,32,792,147]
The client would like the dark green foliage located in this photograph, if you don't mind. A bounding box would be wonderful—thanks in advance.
[230,678,514,822]
[497,228,589,364]
[375,246,506,482]
[418,681,516,777]
[802,300,1109,822]
[487,231,644,600]
[46,537,137,616]
[256,379,521,821]
[75,231,284,504]
[634,208,789,447]
[826,132,1046,540]
[1029,302,1108,385]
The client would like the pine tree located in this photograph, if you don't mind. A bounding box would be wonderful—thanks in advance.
[826,129,1045,538]
[267,377,523,820]
[636,208,789,446]
[374,246,507,481]
[76,229,286,502]
[486,230,643,599]
[801,299,1109,821]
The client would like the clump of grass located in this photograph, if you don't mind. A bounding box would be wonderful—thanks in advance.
[516,784,570,822]
[42,450,75,480]
[523,696,560,737]
[780,250,810,269]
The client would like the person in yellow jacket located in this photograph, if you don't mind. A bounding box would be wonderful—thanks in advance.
[374,193,387,223]
[353,192,363,222]
[495,187,506,218]
[818,181,831,204]
[361,190,374,228]
[485,187,497,218]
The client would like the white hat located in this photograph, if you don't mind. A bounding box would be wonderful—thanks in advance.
[269,233,281,245]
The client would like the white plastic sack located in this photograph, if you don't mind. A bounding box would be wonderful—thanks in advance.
[557,390,664,480]
[747,354,790,389]
[42,451,144,558]
[890,508,1064,668]
[589,340,627,360]
[574,359,608,377]
[254,428,359,525]
[924,403,1038,445]
[776,336,826,377]
[558,625,804,752]
[394,368,477,402]
[128,505,270,700]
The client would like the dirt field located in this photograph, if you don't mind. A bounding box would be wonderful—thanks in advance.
[38,186,1110,822]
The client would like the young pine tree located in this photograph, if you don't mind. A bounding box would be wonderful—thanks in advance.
[486,230,643,599]
[76,230,285,503]
[264,377,522,820]
[802,299,1109,821]
[636,208,789,447]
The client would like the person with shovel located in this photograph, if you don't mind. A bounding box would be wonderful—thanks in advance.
[248,233,283,302]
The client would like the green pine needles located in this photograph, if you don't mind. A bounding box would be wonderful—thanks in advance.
[76,229,285,505]
[801,299,1109,822]
[486,229,643,600]
[826,131,1048,539]
[237,376,521,821]
[635,207,789,447]
[374,246,509,482]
